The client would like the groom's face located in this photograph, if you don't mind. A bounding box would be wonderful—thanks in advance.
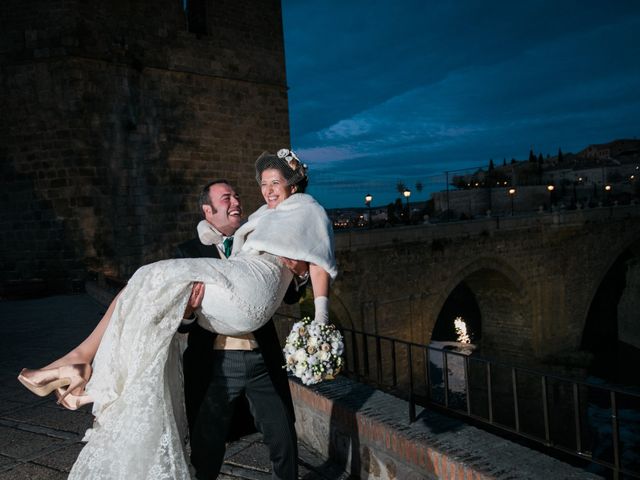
[203,183,242,236]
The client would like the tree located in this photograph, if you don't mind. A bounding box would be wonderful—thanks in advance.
[386,203,398,224]
[393,198,405,222]
[558,148,564,163]
[396,182,406,195]
[488,159,495,171]
[537,153,544,165]
[528,149,536,163]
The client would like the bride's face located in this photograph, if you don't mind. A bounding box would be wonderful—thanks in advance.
[260,168,297,209]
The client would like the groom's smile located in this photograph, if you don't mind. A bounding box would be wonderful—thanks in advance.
[203,182,243,236]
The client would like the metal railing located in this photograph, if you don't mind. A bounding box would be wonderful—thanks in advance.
[339,326,640,479]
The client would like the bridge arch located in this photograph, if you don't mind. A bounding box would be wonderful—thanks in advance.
[431,257,533,360]
[581,234,640,384]
[330,291,355,330]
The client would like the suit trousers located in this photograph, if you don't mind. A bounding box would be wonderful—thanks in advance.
[191,349,298,480]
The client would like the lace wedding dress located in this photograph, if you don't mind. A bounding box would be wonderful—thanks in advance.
[68,193,336,479]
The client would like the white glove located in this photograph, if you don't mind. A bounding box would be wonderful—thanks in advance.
[313,296,330,325]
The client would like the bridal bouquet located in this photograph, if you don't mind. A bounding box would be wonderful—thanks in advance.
[283,316,344,386]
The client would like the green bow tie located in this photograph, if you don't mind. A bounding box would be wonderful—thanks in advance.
[222,237,233,258]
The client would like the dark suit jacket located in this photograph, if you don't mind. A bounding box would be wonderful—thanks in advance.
[174,236,300,440]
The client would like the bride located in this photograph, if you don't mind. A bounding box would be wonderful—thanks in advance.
[17,149,337,479]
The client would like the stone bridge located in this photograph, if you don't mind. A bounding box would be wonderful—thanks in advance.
[329,205,640,365]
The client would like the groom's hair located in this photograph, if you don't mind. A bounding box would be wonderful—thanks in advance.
[199,179,230,218]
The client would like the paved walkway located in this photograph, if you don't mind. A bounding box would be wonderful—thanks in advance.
[0,294,348,479]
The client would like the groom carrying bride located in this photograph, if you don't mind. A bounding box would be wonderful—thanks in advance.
[17,149,336,479]
[176,179,308,479]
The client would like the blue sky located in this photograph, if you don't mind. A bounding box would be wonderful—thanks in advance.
[281,0,640,209]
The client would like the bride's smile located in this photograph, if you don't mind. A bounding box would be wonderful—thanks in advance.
[260,168,297,209]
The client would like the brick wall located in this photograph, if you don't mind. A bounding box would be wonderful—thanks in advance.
[0,0,289,295]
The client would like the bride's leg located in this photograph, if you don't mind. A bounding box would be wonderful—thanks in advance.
[43,290,123,369]
[18,290,124,402]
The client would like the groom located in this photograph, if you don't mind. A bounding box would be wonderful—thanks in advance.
[176,179,307,480]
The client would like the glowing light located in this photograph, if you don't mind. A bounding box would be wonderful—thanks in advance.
[454,317,471,344]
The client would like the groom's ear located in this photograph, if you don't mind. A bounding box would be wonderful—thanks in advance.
[202,204,212,218]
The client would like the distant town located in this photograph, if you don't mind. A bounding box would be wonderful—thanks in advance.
[327,138,640,229]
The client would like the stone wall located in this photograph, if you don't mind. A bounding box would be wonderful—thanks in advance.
[619,257,640,350]
[330,206,640,364]
[432,185,555,217]
[291,376,601,479]
[0,0,289,295]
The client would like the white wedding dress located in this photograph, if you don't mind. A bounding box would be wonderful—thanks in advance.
[68,193,336,480]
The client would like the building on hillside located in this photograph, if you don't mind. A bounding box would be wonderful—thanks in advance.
[579,139,640,160]
[431,139,640,219]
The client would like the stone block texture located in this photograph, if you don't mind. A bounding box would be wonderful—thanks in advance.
[331,206,640,363]
[1,0,289,294]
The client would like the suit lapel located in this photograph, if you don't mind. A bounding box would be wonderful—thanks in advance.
[198,242,221,259]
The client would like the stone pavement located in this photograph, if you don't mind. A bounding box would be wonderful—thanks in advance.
[0,294,348,479]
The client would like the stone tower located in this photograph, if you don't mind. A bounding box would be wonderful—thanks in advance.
[0,0,290,295]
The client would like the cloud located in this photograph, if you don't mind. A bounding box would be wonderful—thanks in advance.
[282,0,640,208]
[318,118,372,141]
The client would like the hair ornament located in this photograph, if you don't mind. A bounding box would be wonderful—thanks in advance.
[277,148,307,176]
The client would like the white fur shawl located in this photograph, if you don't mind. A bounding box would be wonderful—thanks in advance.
[233,193,337,280]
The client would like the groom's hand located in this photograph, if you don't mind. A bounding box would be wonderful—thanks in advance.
[183,282,205,318]
[279,257,309,279]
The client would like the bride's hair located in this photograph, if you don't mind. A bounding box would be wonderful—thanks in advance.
[255,149,308,193]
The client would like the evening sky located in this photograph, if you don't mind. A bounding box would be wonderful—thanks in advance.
[281,0,640,208]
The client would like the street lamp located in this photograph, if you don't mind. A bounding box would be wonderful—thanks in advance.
[403,188,411,223]
[508,188,516,215]
[604,184,612,205]
[364,193,373,229]
[547,184,555,210]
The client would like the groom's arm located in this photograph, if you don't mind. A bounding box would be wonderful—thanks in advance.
[280,258,309,304]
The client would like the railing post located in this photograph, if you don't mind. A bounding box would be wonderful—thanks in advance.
[342,330,350,372]
[572,383,582,453]
[610,391,620,480]
[350,328,359,378]
[424,346,431,402]
[443,350,449,408]
[541,376,551,446]
[362,332,370,378]
[391,341,397,387]
[408,345,415,422]
[464,355,471,416]
[512,368,520,432]
[375,335,383,383]
[487,362,493,424]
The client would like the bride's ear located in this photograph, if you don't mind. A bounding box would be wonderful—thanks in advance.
[290,185,298,194]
